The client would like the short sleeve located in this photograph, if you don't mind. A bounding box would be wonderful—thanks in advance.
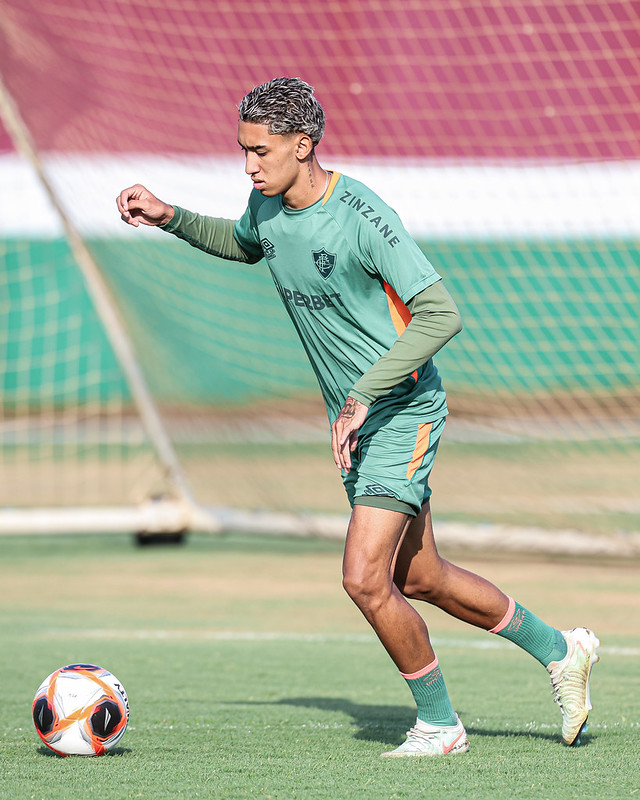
[356,196,441,303]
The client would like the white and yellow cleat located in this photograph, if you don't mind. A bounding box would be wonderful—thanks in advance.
[381,715,469,758]
[547,627,600,746]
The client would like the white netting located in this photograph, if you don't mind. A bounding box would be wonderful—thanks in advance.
[0,1,638,535]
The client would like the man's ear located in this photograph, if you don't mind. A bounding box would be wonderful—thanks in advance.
[295,134,314,160]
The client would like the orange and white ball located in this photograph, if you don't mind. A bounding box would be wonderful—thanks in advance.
[32,663,129,756]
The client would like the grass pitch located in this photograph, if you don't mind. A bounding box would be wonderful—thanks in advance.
[0,532,638,799]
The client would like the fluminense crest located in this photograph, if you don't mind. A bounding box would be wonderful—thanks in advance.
[312,247,337,279]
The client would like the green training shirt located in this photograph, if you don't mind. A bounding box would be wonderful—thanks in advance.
[232,172,449,426]
[164,172,457,427]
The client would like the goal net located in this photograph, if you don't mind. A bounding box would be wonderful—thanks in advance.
[0,1,638,540]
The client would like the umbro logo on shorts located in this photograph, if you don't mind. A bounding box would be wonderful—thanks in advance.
[362,483,394,497]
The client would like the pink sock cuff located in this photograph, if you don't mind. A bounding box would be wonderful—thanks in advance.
[489,596,516,634]
[400,656,439,680]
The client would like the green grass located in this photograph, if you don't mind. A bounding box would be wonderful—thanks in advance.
[0,532,638,799]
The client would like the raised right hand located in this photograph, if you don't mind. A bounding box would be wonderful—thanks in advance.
[116,184,175,227]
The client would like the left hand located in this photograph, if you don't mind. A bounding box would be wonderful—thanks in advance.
[331,397,369,473]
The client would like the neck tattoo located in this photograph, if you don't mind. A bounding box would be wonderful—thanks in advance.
[285,169,331,209]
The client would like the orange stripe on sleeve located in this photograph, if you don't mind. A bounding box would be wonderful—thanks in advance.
[384,282,420,384]
[322,171,341,205]
[383,281,412,336]
[406,422,433,481]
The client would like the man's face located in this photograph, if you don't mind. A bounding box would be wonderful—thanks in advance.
[237,120,303,197]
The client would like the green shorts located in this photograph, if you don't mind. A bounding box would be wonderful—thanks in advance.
[342,414,446,517]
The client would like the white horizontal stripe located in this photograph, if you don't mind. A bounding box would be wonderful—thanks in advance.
[39,628,639,655]
[1,153,638,238]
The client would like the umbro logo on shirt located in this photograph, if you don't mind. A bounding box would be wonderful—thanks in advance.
[261,238,276,260]
[312,247,337,279]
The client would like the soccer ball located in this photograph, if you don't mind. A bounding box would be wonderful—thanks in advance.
[32,663,129,756]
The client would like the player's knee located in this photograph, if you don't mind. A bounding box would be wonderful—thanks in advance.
[341,568,369,604]
[342,564,390,614]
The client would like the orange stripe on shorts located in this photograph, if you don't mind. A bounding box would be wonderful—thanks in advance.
[406,422,433,481]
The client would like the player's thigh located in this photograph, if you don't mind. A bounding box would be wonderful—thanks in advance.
[393,500,446,594]
[342,504,411,592]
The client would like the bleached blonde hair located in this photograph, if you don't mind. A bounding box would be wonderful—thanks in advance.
[238,77,325,147]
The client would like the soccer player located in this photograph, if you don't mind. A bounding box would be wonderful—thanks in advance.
[116,77,599,757]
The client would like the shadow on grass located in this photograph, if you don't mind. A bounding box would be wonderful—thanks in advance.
[36,745,133,758]
[232,696,574,747]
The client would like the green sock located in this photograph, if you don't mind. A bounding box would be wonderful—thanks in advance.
[490,597,567,667]
[401,658,457,726]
